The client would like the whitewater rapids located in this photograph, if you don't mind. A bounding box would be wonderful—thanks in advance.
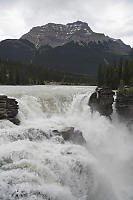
[0,85,133,200]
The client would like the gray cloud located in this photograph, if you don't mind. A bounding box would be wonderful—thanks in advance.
[0,0,133,46]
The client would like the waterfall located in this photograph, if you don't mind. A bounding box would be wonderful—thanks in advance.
[0,85,133,200]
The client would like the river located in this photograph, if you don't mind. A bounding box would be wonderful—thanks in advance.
[0,85,133,200]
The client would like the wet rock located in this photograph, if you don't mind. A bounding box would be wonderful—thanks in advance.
[0,95,20,125]
[26,128,49,141]
[9,117,20,125]
[53,127,86,145]
[12,190,54,200]
[51,136,65,144]
[115,92,133,122]
[16,128,49,141]
[89,87,114,117]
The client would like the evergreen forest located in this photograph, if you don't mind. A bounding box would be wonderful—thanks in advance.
[97,50,133,89]
[0,58,94,85]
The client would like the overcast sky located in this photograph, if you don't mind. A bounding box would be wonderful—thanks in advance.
[0,0,133,46]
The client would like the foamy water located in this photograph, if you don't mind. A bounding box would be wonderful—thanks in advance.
[0,85,133,200]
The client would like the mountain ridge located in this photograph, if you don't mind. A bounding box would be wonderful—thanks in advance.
[21,21,129,51]
[0,21,131,76]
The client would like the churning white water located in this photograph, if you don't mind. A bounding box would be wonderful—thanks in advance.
[0,85,133,200]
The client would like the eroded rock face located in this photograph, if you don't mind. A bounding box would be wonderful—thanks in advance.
[89,88,115,117]
[21,21,97,48]
[0,95,20,125]
[53,127,86,145]
[21,21,131,55]
[115,92,133,121]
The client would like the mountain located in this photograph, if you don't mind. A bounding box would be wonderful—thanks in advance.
[33,41,130,75]
[21,21,130,54]
[0,21,131,76]
[21,21,108,48]
[0,39,36,63]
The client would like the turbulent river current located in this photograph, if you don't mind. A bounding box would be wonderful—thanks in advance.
[0,85,133,200]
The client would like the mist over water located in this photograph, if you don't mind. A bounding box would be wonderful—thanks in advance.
[0,85,133,200]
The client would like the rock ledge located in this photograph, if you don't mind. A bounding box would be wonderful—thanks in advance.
[0,95,20,125]
[89,88,115,117]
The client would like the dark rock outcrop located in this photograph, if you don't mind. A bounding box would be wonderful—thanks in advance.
[0,95,20,125]
[53,127,86,145]
[89,88,115,117]
[115,92,133,121]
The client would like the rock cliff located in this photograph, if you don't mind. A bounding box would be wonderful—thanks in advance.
[115,92,133,120]
[89,88,115,117]
[0,95,20,125]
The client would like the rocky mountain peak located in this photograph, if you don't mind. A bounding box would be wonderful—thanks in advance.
[66,21,93,35]
[0,21,131,76]
[67,21,92,30]
[21,21,129,50]
[21,21,104,48]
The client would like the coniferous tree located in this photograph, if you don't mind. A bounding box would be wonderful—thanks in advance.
[0,58,94,85]
[97,51,133,89]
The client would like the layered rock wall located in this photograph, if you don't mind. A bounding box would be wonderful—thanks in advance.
[115,92,133,120]
[0,95,20,125]
[89,88,114,117]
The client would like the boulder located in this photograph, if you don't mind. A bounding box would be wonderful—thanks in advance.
[0,95,20,125]
[53,127,86,145]
[89,88,114,117]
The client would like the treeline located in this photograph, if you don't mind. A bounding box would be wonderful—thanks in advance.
[97,51,133,89]
[0,58,95,85]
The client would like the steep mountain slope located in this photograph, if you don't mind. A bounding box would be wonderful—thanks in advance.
[33,41,130,75]
[21,21,132,75]
[21,21,130,55]
[0,21,131,76]
[0,39,36,63]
